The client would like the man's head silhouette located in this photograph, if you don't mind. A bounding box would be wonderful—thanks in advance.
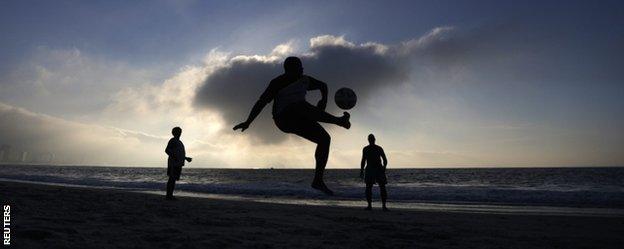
[172,127,182,138]
[368,134,376,144]
[284,56,303,77]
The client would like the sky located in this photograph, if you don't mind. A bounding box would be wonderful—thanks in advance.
[0,0,623,167]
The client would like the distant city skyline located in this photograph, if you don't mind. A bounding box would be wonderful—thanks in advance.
[0,0,623,167]
[0,144,55,164]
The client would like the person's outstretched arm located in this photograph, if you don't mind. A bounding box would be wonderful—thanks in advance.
[233,81,276,132]
[233,100,267,131]
[360,148,366,179]
[381,147,388,169]
[308,77,328,111]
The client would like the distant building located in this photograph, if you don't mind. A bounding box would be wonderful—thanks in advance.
[0,145,56,164]
[36,152,55,163]
[0,145,9,162]
[0,145,31,163]
[21,151,28,163]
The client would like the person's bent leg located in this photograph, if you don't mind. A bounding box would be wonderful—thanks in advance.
[313,130,330,182]
[380,184,388,211]
[365,183,373,210]
[311,130,332,194]
[166,177,176,199]
[298,102,350,128]
[287,120,334,195]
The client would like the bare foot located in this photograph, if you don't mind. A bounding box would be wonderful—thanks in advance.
[340,112,351,129]
[311,181,334,195]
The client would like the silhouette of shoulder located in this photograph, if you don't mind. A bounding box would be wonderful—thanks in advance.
[364,145,383,157]
[363,144,383,166]
[165,138,175,151]
[364,144,382,152]
[259,74,288,103]
[168,138,182,146]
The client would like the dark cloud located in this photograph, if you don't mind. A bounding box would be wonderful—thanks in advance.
[194,35,419,144]
[194,57,284,143]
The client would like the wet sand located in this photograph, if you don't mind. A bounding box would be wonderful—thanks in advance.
[2,181,623,249]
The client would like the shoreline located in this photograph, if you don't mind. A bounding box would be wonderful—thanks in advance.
[3,178,624,218]
[3,165,623,210]
[3,180,623,248]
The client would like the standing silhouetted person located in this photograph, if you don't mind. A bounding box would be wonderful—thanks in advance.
[233,56,351,195]
[165,127,192,200]
[360,134,388,211]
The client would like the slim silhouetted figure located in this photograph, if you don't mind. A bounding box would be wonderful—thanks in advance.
[360,134,388,211]
[165,127,192,200]
[234,56,351,195]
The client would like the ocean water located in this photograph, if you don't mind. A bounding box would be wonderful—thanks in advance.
[1,165,623,210]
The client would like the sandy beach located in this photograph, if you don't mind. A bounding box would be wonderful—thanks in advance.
[2,181,623,249]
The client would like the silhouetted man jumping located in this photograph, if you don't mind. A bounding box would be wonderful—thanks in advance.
[360,134,388,211]
[234,56,351,195]
[165,127,192,200]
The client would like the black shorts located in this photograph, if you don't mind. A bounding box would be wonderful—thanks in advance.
[365,166,387,185]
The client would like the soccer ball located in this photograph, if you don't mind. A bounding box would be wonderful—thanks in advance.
[334,87,357,110]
